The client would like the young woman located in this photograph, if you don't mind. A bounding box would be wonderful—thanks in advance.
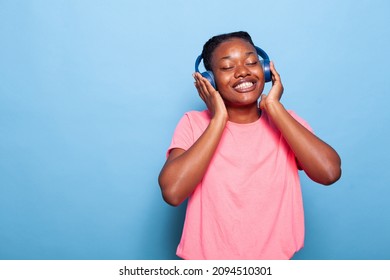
[158,31,341,260]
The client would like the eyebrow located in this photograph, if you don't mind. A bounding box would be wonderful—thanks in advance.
[219,51,256,61]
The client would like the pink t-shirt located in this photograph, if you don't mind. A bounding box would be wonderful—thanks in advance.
[167,110,313,260]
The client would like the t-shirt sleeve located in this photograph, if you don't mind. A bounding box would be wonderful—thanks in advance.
[166,114,194,158]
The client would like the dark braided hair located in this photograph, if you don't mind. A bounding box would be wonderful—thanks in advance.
[201,31,255,71]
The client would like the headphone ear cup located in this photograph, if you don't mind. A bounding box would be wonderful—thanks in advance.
[262,59,271,83]
[201,71,216,89]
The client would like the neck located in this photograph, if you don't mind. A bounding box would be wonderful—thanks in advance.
[226,105,261,124]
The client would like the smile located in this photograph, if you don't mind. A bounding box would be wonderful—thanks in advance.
[234,81,255,91]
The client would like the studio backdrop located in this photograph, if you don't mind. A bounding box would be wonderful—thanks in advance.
[0,0,389,259]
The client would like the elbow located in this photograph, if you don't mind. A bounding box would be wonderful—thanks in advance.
[313,153,342,186]
[158,175,183,207]
[161,189,183,207]
[164,197,183,207]
[319,166,342,186]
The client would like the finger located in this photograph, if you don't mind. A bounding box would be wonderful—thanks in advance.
[193,73,207,101]
[197,74,210,91]
[194,72,216,93]
[204,77,217,93]
[259,94,267,110]
[270,61,281,81]
[194,73,207,92]
[196,84,207,102]
[193,73,202,90]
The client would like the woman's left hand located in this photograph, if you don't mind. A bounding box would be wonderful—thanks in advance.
[259,61,284,111]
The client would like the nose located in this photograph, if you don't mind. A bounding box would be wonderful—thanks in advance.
[234,64,250,78]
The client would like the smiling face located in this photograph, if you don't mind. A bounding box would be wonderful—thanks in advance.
[210,38,265,108]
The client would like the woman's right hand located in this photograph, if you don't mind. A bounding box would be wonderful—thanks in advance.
[193,72,228,123]
[158,73,229,206]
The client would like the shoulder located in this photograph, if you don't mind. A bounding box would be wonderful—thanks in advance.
[173,109,210,132]
[169,110,210,149]
[184,110,211,121]
[180,110,211,127]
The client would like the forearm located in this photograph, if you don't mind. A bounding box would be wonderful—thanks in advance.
[159,117,226,206]
[264,101,341,185]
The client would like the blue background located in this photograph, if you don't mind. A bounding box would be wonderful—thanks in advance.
[1,0,389,260]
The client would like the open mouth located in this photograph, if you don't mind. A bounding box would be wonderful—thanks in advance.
[234,82,253,90]
[233,81,256,92]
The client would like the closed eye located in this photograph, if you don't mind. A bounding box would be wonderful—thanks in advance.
[246,61,258,66]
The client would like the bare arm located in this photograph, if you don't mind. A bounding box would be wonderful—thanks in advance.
[259,62,342,185]
[158,73,228,206]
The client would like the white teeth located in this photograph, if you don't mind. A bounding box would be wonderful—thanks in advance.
[234,82,253,90]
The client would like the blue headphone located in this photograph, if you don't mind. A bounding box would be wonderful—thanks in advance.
[194,46,271,89]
